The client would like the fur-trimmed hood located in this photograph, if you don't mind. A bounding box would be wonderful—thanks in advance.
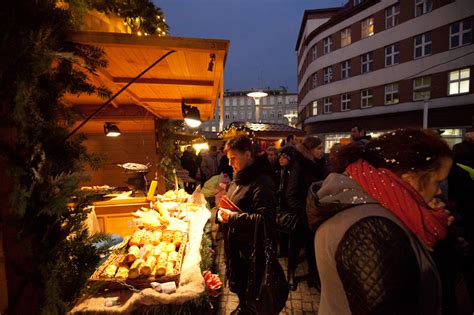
[295,143,315,161]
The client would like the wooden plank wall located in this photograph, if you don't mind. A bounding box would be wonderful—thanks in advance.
[81,129,163,193]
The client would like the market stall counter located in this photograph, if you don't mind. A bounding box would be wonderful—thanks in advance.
[71,189,213,313]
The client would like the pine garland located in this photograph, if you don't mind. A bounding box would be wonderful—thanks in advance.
[158,120,185,190]
[0,0,169,313]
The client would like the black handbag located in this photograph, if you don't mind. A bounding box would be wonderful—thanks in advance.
[275,211,299,233]
[246,215,289,315]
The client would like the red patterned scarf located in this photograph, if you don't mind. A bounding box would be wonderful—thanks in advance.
[345,159,449,248]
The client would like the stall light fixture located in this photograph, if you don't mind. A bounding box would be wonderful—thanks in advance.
[104,123,121,137]
[182,101,202,128]
[208,53,216,72]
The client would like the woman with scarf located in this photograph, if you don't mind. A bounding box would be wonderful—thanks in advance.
[285,136,328,290]
[313,128,453,315]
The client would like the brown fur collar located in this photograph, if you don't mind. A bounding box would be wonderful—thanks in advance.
[295,143,314,161]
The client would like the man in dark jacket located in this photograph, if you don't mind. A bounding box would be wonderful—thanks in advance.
[453,127,474,169]
[217,136,280,315]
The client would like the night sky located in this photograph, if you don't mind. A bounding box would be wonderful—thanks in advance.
[156,0,342,93]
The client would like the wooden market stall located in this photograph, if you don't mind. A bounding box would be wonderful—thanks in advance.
[59,12,229,313]
[218,121,306,150]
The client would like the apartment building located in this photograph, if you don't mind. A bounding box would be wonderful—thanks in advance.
[201,87,298,132]
[296,0,474,149]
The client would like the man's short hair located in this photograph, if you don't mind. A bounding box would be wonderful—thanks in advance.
[225,136,253,155]
[286,134,295,142]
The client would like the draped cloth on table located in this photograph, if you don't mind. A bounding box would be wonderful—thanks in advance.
[70,206,211,314]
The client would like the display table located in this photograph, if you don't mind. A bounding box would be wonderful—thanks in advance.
[71,205,211,313]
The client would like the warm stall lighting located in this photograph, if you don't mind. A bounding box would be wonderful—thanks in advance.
[104,123,121,137]
[182,101,202,128]
[192,142,209,153]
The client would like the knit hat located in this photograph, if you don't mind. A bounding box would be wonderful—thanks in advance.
[279,145,295,161]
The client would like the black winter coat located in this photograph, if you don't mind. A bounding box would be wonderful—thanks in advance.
[223,158,277,295]
[285,144,327,224]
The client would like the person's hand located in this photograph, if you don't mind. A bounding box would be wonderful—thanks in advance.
[217,208,232,223]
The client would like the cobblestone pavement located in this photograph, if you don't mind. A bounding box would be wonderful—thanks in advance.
[214,234,320,315]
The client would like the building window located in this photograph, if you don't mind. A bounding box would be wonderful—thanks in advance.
[361,17,374,38]
[262,111,267,119]
[323,36,332,54]
[232,112,237,119]
[386,3,400,29]
[341,60,351,79]
[341,28,351,47]
[270,111,275,119]
[323,97,332,113]
[232,98,237,106]
[312,100,318,116]
[312,46,317,61]
[385,83,399,105]
[324,66,333,84]
[385,43,400,67]
[413,76,431,101]
[449,68,470,95]
[361,52,373,73]
[414,32,432,58]
[353,0,363,6]
[211,126,216,132]
[312,74,317,88]
[225,113,230,119]
[450,19,472,49]
[341,94,351,111]
[278,111,282,118]
[247,111,252,119]
[415,0,432,17]
[361,89,373,108]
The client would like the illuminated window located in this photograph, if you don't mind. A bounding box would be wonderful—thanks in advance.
[413,76,431,101]
[448,68,470,95]
[385,83,399,105]
[341,28,351,47]
[312,101,318,116]
[361,17,374,38]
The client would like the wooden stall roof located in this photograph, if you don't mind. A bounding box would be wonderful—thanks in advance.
[219,121,306,140]
[64,31,229,123]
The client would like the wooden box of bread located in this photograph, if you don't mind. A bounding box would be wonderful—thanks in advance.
[89,228,187,290]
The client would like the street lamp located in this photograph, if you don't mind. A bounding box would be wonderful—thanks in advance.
[247,91,268,122]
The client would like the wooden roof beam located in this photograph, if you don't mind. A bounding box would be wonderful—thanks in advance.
[112,77,213,86]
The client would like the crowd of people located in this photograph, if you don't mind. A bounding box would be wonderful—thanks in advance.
[174,127,474,315]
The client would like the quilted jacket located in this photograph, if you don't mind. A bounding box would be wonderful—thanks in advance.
[314,173,442,315]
